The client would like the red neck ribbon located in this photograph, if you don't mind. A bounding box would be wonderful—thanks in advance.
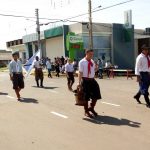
[146,56,150,68]
[87,59,93,77]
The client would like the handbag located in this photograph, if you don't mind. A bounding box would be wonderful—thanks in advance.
[74,85,86,106]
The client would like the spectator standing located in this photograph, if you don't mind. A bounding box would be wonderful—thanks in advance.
[65,59,75,91]
[46,59,52,78]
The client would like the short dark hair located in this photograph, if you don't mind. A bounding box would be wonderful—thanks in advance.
[85,49,93,54]
[12,52,19,57]
[141,44,150,50]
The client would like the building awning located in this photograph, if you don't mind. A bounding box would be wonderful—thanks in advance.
[23,31,45,43]
[44,26,63,39]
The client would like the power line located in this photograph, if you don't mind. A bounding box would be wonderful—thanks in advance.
[0,0,134,22]
[0,13,62,21]
[62,0,135,21]
[36,0,135,27]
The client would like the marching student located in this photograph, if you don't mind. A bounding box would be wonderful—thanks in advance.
[78,49,102,118]
[9,52,24,101]
[34,56,44,87]
[134,44,150,107]
[65,58,75,91]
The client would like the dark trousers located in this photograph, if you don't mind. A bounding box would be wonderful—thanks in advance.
[139,72,150,105]
[67,72,75,87]
[98,69,103,78]
[35,69,43,87]
[48,69,52,78]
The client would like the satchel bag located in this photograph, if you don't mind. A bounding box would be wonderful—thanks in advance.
[74,85,86,106]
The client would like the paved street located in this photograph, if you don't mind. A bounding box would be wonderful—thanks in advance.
[0,72,150,150]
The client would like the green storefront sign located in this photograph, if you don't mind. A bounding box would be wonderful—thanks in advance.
[66,32,84,60]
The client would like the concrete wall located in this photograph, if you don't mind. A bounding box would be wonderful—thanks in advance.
[46,36,64,62]
[82,23,112,33]
[69,23,82,34]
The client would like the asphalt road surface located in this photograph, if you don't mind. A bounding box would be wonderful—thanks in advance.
[0,72,150,150]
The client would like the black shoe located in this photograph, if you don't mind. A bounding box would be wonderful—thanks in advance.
[88,107,98,117]
[146,104,150,108]
[85,111,94,118]
[133,96,141,104]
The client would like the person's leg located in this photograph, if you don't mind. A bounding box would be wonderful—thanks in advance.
[35,71,40,87]
[140,74,150,107]
[15,88,20,100]
[48,69,50,77]
[40,78,44,87]
[106,69,109,78]
[13,74,21,100]
[17,74,24,98]
[88,99,98,117]
[134,89,141,104]
[70,74,75,90]
[84,101,93,118]
[49,70,52,78]
[67,78,71,91]
[36,79,39,87]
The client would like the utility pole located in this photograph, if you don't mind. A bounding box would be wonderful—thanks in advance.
[35,8,41,57]
[88,0,93,49]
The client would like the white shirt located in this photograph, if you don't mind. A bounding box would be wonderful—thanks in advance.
[46,61,52,69]
[34,61,42,69]
[9,60,23,75]
[135,53,150,75]
[105,62,111,68]
[65,63,74,72]
[79,58,95,78]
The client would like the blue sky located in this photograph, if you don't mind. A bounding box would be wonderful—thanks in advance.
[0,0,149,49]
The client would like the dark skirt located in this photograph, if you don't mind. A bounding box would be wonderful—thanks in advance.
[81,78,101,101]
[12,73,24,89]
[35,68,43,80]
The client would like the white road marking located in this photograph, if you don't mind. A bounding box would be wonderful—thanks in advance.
[49,90,58,93]
[101,101,120,107]
[7,95,15,99]
[51,111,68,119]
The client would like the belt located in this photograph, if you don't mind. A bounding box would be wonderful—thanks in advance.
[13,72,22,74]
[140,72,150,74]
[82,77,94,80]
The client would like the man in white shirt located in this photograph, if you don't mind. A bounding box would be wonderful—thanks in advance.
[65,58,74,91]
[34,56,44,87]
[46,59,52,78]
[134,44,150,107]
[78,49,101,118]
[9,52,24,100]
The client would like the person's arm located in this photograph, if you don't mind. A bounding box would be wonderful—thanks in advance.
[78,71,83,85]
[8,62,13,80]
[78,61,83,85]
[135,56,141,82]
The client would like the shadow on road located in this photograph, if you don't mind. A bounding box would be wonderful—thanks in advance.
[0,92,8,95]
[32,86,58,90]
[83,115,141,128]
[43,87,58,89]
[19,98,39,104]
